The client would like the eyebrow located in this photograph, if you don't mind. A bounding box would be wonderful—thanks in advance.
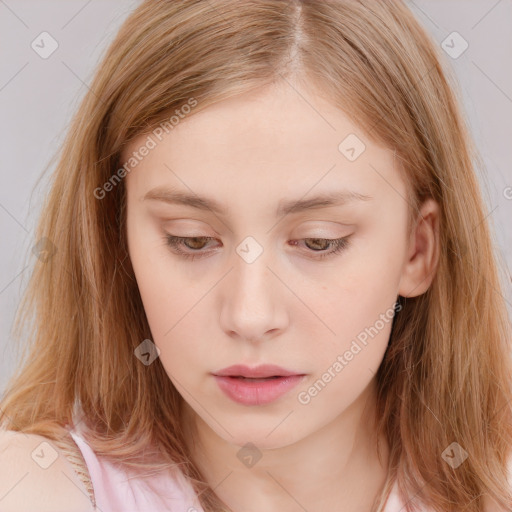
[143,186,373,217]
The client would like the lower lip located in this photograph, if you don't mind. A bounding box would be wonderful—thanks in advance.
[213,375,306,406]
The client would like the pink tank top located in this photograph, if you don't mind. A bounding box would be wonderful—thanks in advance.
[68,424,481,512]
[68,426,205,512]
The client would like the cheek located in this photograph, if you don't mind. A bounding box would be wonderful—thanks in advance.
[127,215,210,381]
[127,213,183,337]
[130,251,191,343]
[298,277,397,411]
[129,250,202,383]
[305,240,402,380]
[312,285,396,377]
[314,246,401,334]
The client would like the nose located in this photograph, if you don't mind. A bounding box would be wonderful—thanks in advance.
[218,246,289,343]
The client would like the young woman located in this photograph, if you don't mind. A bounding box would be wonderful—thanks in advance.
[1,1,511,511]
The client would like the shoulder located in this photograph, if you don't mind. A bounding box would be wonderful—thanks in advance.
[0,428,95,512]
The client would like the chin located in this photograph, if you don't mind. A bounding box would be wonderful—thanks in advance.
[209,416,309,450]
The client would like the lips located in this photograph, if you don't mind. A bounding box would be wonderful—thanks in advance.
[212,364,307,405]
[212,364,303,379]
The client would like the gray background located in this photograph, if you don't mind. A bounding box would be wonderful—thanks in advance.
[1,0,511,394]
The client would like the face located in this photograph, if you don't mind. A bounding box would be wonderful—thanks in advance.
[123,80,429,450]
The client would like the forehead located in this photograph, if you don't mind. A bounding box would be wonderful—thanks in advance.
[122,82,403,207]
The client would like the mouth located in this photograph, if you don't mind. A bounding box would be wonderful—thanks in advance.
[221,375,283,382]
[212,368,307,406]
[212,363,304,379]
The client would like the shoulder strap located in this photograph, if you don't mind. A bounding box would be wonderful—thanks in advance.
[53,434,96,509]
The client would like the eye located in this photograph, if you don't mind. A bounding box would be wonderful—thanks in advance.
[163,235,216,261]
[162,234,352,261]
[292,237,351,260]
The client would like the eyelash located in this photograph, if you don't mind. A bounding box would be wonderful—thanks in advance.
[163,235,351,261]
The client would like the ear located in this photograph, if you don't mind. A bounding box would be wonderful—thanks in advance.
[398,198,440,298]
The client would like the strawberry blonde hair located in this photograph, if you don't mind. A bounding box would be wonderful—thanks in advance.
[1,1,511,511]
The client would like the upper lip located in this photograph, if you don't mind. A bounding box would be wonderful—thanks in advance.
[213,364,304,378]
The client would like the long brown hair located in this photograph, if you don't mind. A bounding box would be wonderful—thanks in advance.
[1,1,511,510]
